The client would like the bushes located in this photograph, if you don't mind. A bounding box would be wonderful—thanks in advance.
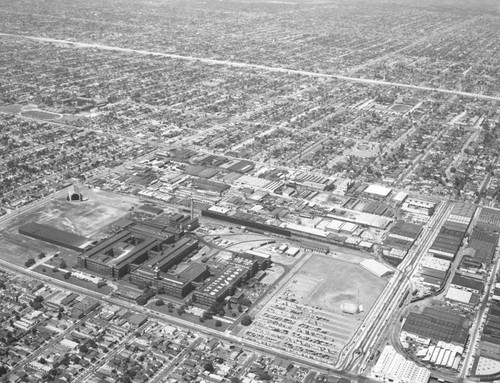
[155,299,164,306]
[136,289,155,306]
[25,258,36,267]
[241,314,253,326]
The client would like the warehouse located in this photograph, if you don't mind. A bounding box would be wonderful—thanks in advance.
[461,228,499,270]
[402,198,436,216]
[477,207,500,231]
[402,307,469,347]
[19,222,93,251]
[450,274,484,294]
[429,223,467,259]
[445,287,474,305]
[371,345,430,383]
[362,184,392,199]
[360,259,393,278]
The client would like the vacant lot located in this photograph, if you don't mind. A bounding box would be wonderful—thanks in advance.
[0,188,141,266]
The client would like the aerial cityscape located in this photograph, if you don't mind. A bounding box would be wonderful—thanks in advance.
[0,0,500,382]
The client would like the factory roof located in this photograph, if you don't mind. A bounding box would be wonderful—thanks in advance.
[363,184,392,197]
[445,287,472,304]
[197,265,248,298]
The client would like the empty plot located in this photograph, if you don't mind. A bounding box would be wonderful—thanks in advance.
[0,188,140,265]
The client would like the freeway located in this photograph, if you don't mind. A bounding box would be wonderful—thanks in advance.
[1,33,500,102]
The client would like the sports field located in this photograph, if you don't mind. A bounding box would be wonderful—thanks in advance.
[242,253,388,364]
[297,255,387,315]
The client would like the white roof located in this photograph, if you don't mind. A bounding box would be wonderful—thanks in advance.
[60,338,79,349]
[208,206,230,214]
[371,345,430,383]
[285,222,328,238]
[445,287,472,304]
[420,254,451,272]
[364,184,392,197]
[341,222,358,232]
[392,191,408,202]
[326,219,344,231]
[360,259,393,277]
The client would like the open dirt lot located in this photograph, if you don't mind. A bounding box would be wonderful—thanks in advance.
[0,188,141,265]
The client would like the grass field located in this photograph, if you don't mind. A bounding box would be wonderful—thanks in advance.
[0,187,141,266]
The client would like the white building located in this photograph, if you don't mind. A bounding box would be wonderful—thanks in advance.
[371,345,430,383]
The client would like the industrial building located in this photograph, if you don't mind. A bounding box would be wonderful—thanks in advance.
[384,220,422,252]
[402,198,436,216]
[476,207,500,231]
[362,184,392,200]
[360,259,393,278]
[429,204,476,260]
[371,345,430,383]
[401,306,469,348]
[128,238,201,297]
[19,222,94,251]
[194,265,251,307]
[460,227,499,271]
[450,274,484,294]
[77,224,174,278]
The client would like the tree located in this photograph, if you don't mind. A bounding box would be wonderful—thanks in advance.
[136,295,149,306]
[155,299,164,306]
[241,314,253,326]
[204,362,214,373]
[176,307,184,316]
[60,259,67,269]
[64,272,71,279]
[25,258,36,268]
[0,365,8,376]
[79,344,88,353]
[238,297,252,307]
[215,320,222,327]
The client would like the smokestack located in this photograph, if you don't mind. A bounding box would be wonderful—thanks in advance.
[190,197,194,220]
[190,177,194,220]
